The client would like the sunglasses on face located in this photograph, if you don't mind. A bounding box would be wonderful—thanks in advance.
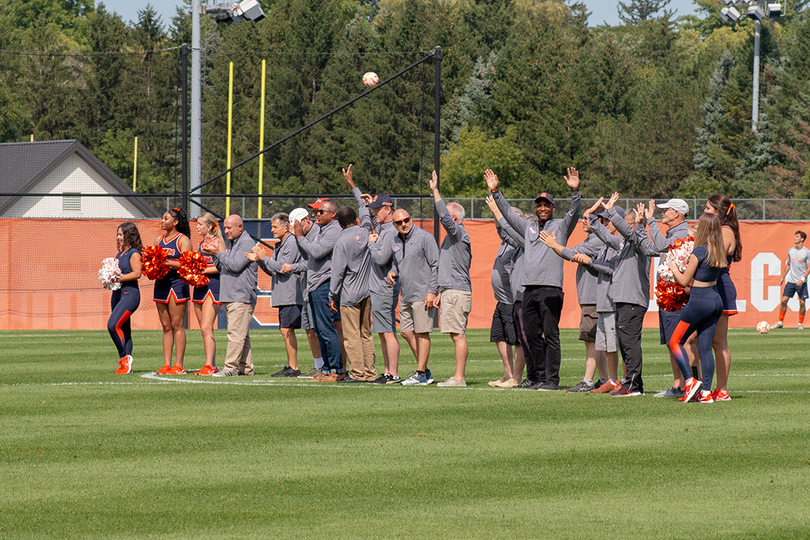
[393,217,411,226]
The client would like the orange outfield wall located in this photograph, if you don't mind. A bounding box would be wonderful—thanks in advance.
[0,218,805,331]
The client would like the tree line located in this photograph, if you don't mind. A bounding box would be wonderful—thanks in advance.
[1,0,810,205]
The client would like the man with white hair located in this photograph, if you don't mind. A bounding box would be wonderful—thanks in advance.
[429,170,472,387]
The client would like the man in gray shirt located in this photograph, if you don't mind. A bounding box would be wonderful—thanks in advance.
[247,212,304,377]
[343,165,401,384]
[429,170,472,387]
[485,167,581,391]
[292,199,344,381]
[204,214,258,377]
[370,209,439,385]
[329,206,376,382]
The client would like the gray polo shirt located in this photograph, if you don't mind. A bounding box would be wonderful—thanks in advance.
[330,225,372,306]
[493,189,581,288]
[436,199,472,292]
[498,217,526,303]
[560,232,602,305]
[491,236,520,305]
[258,233,303,307]
[370,225,438,303]
[297,219,341,294]
[641,218,690,253]
[213,229,258,304]
[585,215,623,313]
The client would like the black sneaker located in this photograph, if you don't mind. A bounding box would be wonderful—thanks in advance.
[566,380,595,393]
[528,381,545,390]
[271,366,300,377]
[537,382,560,391]
[385,374,401,384]
[518,379,535,388]
[371,374,389,384]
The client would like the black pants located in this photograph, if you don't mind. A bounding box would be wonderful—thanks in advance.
[522,286,564,385]
[616,302,646,392]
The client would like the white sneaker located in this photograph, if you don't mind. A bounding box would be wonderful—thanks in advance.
[799,324,804,330]
[773,321,783,328]
[437,377,466,387]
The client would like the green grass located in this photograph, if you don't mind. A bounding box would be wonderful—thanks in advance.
[1,328,809,539]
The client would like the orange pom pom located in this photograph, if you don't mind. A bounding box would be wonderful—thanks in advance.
[178,251,210,287]
[141,246,169,280]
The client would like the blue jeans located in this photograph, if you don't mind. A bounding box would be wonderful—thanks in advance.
[309,282,343,374]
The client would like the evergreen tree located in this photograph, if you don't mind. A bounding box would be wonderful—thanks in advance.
[618,0,673,25]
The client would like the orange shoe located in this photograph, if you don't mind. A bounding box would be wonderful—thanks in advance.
[712,389,731,401]
[591,381,616,394]
[168,364,186,375]
[194,365,219,376]
[115,355,133,374]
[156,365,172,374]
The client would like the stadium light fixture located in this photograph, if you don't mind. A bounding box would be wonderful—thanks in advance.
[747,5,766,20]
[766,3,782,17]
[206,0,266,25]
[720,6,742,21]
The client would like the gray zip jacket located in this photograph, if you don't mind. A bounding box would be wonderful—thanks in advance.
[641,219,690,253]
[493,189,581,288]
[213,229,258,304]
[258,233,303,306]
[436,199,472,292]
[352,187,398,296]
[498,217,526,302]
[586,215,624,313]
[330,225,372,306]
[370,225,439,303]
[296,219,341,293]
[560,232,602,305]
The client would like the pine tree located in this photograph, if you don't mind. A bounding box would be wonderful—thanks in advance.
[617,0,673,25]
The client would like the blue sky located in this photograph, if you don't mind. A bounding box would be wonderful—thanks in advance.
[101,0,700,29]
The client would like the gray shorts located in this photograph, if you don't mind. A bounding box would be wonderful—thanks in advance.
[301,297,314,330]
[371,291,398,334]
[595,311,619,353]
[579,304,597,342]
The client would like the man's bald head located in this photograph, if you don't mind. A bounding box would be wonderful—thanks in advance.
[223,214,244,240]
[392,209,413,235]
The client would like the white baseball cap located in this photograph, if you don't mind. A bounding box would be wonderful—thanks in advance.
[289,207,309,224]
[657,199,689,215]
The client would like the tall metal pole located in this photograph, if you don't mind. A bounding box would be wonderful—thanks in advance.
[181,43,189,214]
[190,0,202,210]
[752,19,761,132]
[433,46,441,243]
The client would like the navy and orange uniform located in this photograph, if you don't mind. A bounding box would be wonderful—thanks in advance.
[717,225,738,315]
[153,232,191,303]
[192,243,222,305]
[108,248,141,358]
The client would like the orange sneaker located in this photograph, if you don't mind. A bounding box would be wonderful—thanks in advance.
[591,381,616,394]
[115,355,133,374]
[194,365,219,376]
[682,377,703,403]
[695,389,714,403]
[311,372,330,381]
[712,389,731,401]
[156,365,172,374]
[168,364,186,375]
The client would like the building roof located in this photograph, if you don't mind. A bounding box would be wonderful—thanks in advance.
[0,139,161,217]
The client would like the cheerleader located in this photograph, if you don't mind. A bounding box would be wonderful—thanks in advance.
[154,207,193,374]
[192,212,225,375]
[109,222,143,374]
[668,213,727,404]
[704,195,741,401]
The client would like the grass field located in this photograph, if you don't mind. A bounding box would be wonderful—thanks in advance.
[1,327,809,539]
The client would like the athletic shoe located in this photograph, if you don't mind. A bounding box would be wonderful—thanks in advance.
[386,374,401,384]
[773,321,783,328]
[337,376,364,383]
[437,377,466,387]
[610,383,627,396]
[537,382,561,391]
[799,324,804,330]
[168,365,186,375]
[611,385,643,397]
[566,380,595,393]
[194,365,218,376]
[115,355,133,374]
[271,366,301,377]
[682,377,703,403]
[517,379,535,389]
[494,378,518,388]
[695,389,714,403]
[654,386,685,398]
[591,381,616,394]
[371,374,389,384]
[212,369,239,377]
[156,365,172,374]
[299,367,320,379]
[401,371,432,386]
[488,376,508,387]
[310,372,332,382]
[528,381,545,390]
[712,389,731,401]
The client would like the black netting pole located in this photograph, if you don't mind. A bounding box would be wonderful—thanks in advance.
[433,46,441,244]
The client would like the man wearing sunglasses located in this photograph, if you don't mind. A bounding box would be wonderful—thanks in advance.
[428,170,472,387]
[370,209,439,385]
[293,198,344,381]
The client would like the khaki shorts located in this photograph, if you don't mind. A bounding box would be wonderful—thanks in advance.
[579,304,598,342]
[400,301,435,334]
[440,289,472,335]
[596,311,619,353]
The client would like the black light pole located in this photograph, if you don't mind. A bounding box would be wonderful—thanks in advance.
[433,45,441,243]
[181,44,189,214]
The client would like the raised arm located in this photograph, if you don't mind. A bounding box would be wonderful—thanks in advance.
[485,169,528,236]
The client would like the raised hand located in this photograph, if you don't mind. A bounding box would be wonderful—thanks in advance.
[251,245,268,260]
[342,164,356,189]
[584,196,604,220]
[635,202,645,224]
[564,167,580,190]
[646,199,656,220]
[485,195,502,220]
[429,169,439,192]
[604,192,620,210]
[484,169,499,192]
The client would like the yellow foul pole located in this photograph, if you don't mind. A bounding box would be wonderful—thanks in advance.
[226,62,234,216]
[133,136,138,192]
[258,59,266,220]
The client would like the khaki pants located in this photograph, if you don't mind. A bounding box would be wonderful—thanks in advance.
[224,302,255,375]
[340,297,376,381]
